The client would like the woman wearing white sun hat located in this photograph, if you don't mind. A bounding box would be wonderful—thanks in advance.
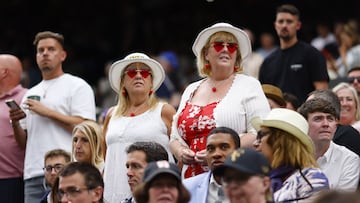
[170,22,270,179]
[102,52,176,203]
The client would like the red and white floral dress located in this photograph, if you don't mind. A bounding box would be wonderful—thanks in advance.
[177,100,218,178]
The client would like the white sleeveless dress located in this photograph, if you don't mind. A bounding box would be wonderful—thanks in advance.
[103,102,174,203]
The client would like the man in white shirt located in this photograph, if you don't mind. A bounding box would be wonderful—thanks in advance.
[299,97,360,191]
[9,31,96,203]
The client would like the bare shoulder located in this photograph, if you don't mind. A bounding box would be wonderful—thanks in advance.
[161,103,176,117]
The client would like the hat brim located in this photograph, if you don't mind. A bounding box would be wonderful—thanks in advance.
[266,94,286,107]
[192,23,251,60]
[109,58,165,93]
[251,117,314,151]
[144,168,181,183]
[213,163,254,177]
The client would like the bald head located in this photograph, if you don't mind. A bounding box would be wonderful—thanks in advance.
[0,54,23,90]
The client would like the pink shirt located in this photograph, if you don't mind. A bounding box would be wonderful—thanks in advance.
[0,85,27,178]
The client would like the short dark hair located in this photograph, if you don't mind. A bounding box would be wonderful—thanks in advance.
[207,127,241,148]
[33,31,65,49]
[283,92,300,110]
[307,89,340,119]
[59,162,104,202]
[126,142,169,162]
[44,149,71,166]
[276,4,300,19]
[298,98,337,120]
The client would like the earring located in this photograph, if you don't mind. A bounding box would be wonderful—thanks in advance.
[234,66,239,72]
[122,89,127,96]
[205,64,211,69]
[149,90,153,95]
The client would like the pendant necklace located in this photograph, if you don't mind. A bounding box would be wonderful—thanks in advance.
[208,74,234,93]
[128,102,148,117]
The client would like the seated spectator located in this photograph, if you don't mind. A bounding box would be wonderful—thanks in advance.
[122,141,169,203]
[299,98,360,191]
[283,92,300,111]
[133,160,190,203]
[40,149,71,203]
[58,162,104,203]
[252,108,329,202]
[262,84,286,109]
[72,121,105,173]
[213,147,273,203]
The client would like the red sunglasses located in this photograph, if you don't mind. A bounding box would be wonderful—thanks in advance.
[125,68,152,78]
[212,42,238,54]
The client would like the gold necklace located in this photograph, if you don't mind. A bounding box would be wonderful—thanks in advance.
[128,102,148,117]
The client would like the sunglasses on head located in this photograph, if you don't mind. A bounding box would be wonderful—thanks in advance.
[212,41,238,54]
[347,76,360,83]
[124,67,151,78]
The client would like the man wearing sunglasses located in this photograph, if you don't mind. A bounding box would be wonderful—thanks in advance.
[347,66,360,97]
[40,149,71,203]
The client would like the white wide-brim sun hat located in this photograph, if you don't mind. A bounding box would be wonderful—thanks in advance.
[192,22,252,59]
[251,108,314,152]
[108,53,165,93]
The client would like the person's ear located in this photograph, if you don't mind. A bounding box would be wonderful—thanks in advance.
[262,176,271,190]
[91,186,104,202]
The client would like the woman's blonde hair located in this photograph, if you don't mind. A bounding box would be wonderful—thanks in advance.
[332,82,360,121]
[72,120,104,170]
[266,128,317,169]
[113,63,159,118]
[196,31,244,78]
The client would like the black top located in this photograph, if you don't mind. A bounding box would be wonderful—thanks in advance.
[259,41,329,103]
[334,124,360,156]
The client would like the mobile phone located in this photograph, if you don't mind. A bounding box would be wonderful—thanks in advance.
[5,99,21,110]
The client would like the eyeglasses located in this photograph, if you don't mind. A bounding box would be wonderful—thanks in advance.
[212,41,238,54]
[256,130,272,142]
[124,68,152,79]
[58,187,91,200]
[346,76,360,83]
[43,164,64,173]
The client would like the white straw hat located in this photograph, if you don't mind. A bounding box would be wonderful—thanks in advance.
[251,108,314,151]
[192,22,252,59]
[108,53,165,93]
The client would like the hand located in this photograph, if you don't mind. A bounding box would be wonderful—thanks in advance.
[179,147,195,165]
[194,149,208,166]
[9,108,26,123]
[24,99,49,116]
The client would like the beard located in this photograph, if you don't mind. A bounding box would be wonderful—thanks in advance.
[40,66,52,73]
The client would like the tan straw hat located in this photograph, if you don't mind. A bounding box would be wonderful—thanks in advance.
[262,84,286,107]
[251,108,314,151]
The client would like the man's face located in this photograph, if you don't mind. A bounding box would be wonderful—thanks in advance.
[348,70,360,96]
[274,12,301,41]
[59,172,102,203]
[126,150,148,191]
[222,168,270,203]
[44,156,67,187]
[206,133,237,171]
[36,38,66,75]
[307,112,337,145]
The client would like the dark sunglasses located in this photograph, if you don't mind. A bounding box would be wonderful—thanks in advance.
[256,130,271,141]
[125,68,151,79]
[212,42,238,54]
[346,76,360,83]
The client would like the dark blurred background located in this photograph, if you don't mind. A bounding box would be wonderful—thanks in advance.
[1,0,359,88]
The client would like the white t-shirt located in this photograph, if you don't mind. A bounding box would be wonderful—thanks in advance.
[20,73,96,180]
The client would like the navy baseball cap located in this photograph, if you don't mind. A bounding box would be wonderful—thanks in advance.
[213,148,271,176]
[142,160,181,183]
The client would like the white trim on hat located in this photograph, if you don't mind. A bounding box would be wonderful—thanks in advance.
[108,52,165,93]
[192,22,252,60]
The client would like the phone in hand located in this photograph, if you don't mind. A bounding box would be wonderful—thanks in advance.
[5,99,21,110]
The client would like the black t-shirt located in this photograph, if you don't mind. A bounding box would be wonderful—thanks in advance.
[334,124,360,157]
[259,41,329,103]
